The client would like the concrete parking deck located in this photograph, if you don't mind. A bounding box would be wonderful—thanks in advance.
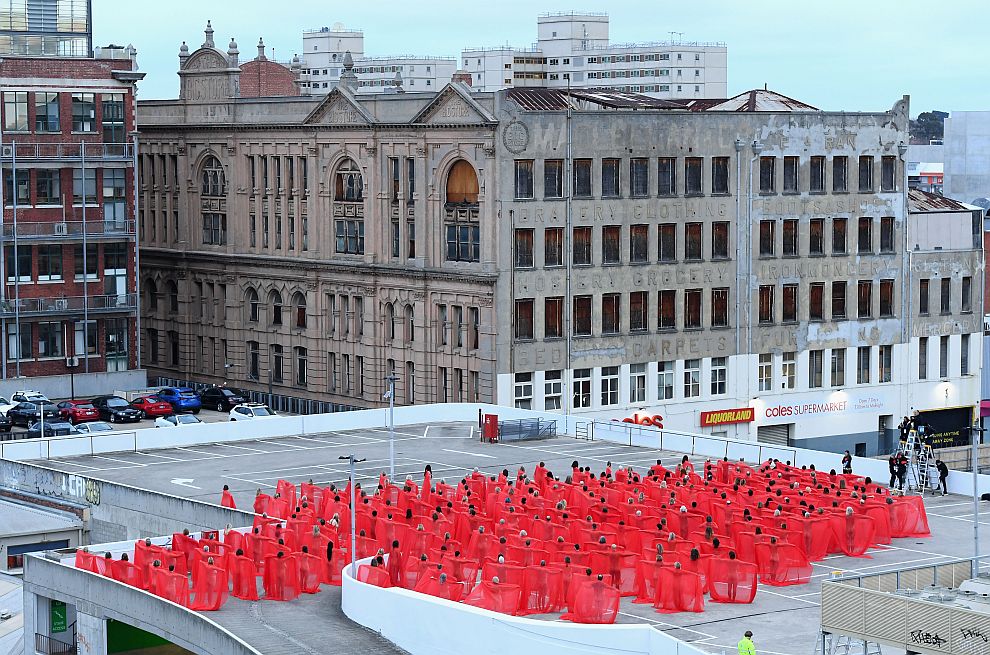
[31,422,987,655]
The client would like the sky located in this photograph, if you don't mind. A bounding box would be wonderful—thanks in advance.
[94,0,988,116]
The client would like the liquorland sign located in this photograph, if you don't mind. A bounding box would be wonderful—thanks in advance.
[700,408,755,427]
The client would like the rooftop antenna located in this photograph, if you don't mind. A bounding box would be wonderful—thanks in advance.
[669,31,683,44]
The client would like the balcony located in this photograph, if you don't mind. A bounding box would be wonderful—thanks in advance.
[0,293,137,318]
[0,220,135,241]
[0,142,134,163]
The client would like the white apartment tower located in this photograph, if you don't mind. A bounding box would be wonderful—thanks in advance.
[461,12,728,99]
[300,24,456,94]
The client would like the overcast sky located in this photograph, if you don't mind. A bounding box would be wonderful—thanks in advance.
[95,0,986,116]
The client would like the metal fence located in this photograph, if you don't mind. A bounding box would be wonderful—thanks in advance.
[498,418,557,442]
[152,377,363,416]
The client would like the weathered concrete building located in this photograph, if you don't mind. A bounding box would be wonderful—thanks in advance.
[139,26,982,453]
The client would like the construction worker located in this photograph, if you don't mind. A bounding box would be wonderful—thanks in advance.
[738,630,756,655]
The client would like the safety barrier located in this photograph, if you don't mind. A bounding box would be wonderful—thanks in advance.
[153,377,363,415]
[342,556,707,655]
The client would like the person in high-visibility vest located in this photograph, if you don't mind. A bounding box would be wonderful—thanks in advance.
[738,630,756,655]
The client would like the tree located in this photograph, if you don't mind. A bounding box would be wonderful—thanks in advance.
[910,111,948,144]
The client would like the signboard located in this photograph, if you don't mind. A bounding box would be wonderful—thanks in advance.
[917,406,973,448]
[482,414,498,442]
[51,599,66,633]
[700,407,755,427]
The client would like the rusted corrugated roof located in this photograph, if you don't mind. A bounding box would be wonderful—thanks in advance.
[909,188,974,212]
[706,89,818,112]
[505,87,684,111]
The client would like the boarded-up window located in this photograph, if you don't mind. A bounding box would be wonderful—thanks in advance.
[685,289,702,328]
[574,227,592,265]
[544,159,563,198]
[659,223,676,262]
[832,281,847,319]
[603,225,621,264]
[659,290,676,329]
[809,218,824,255]
[574,159,592,197]
[810,283,825,320]
[858,280,873,318]
[545,297,563,338]
[514,299,534,340]
[573,296,592,336]
[630,291,647,331]
[685,222,702,261]
[759,285,774,323]
[783,156,798,192]
[685,157,703,194]
[782,219,798,256]
[712,287,728,327]
[810,156,825,192]
[880,279,894,317]
[544,227,563,267]
[783,284,798,322]
[658,157,675,196]
[602,294,620,334]
[630,224,648,263]
[712,221,729,259]
[712,157,729,194]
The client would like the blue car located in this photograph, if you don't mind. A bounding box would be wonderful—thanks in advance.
[156,387,202,414]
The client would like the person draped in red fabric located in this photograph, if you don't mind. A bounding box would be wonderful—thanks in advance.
[464,576,522,615]
[220,484,236,509]
[263,551,301,601]
[229,548,260,601]
[297,546,324,594]
[357,559,393,588]
[152,563,190,607]
[110,554,144,589]
[190,556,229,611]
[655,562,704,613]
[421,465,433,503]
[385,540,405,587]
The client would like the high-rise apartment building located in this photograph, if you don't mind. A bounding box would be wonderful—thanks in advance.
[0,41,144,392]
[0,0,92,57]
[461,12,727,99]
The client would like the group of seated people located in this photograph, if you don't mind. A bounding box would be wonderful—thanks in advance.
[73,455,930,621]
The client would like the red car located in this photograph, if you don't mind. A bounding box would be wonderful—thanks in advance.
[129,395,174,419]
[56,400,100,424]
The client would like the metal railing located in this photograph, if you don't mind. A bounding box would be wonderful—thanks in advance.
[498,418,557,442]
[0,293,137,317]
[1,142,134,161]
[1,220,135,239]
[35,632,76,655]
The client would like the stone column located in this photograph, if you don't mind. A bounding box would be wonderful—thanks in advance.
[21,590,37,655]
[76,611,107,655]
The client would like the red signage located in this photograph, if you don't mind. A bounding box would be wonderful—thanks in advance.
[618,413,664,429]
[700,407,755,427]
[482,414,499,442]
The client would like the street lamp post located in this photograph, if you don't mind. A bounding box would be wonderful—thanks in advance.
[339,454,365,578]
[973,422,986,577]
[383,374,397,481]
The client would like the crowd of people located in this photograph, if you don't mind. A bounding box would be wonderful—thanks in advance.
[73,455,930,622]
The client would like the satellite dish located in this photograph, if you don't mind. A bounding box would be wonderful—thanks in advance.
[331,22,345,32]
[970,197,990,211]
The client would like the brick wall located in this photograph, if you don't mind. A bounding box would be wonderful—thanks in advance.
[239,59,300,98]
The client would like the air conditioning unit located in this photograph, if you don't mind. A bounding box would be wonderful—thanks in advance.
[0,146,11,158]
[53,298,68,310]
[65,356,79,367]
[53,222,68,236]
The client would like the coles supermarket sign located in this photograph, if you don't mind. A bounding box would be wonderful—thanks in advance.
[764,396,884,419]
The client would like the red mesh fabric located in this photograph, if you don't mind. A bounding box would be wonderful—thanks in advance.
[171,533,198,566]
[707,558,758,604]
[109,560,145,589]
[133,541,163,570]
[230,554,260,601]
[830,514,876,557]
[160,550,188,577]
[263,554,301,601]
[863,505,892,545]
[253,493,272,515]
[223,530,246,554]
[755,542,812,586]
[889,496,931,537]
[221,489,237,509]
[562,579,620,623]
[791,516,834,561]
[654,568,704,614]
[385,548,404,587]
[74,550,99,573]
[357,564,393,588]
[413,573,465,602]
[518,566,564,615]
[297,552,324,594]
[151,568,190,607]
[463,580,522,615]
[589,550,638,596]
[190,561,229,611]
[633,559,665,604]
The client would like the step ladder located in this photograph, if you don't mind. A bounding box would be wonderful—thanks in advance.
[894,430,936,494]
[815,633,882,655]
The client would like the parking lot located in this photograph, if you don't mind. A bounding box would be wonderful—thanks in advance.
[29,421,988,655]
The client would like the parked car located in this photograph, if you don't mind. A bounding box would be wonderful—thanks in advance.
[155,414,204,428]
[11,390,50,403]
[198,386,248,412]
[26,421,79,438]
[7,401,60,427]
[0,396,17,416]
[56,400,101,424]
[0,412,12,432]
[229,403,277,421]
[91,396,143,423]
[129,395,173,419]
[74,421,114,435]
[156,387,202,414]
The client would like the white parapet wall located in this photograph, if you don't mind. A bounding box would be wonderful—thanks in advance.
[341,556,707,655]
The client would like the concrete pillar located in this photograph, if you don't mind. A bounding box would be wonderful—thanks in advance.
[76,611,107,655]
[21,590,37,655]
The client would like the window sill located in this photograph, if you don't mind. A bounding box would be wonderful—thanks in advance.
[601,331,620,337]
[962,310,974,315]
[685,193,705,198]
[658,194,678,199]
[544,336,565,342]
[711,325,731,330]
[831,253,849,257]
[573,195,593,201]
[512,197,535,202]
[758,321,775,327]
[572,334,593,339]
[782,190,800,196]
[602,195,622,200]
[542,197,565,202]
[513,265,536,271]
[758,191,777,196]
[858,188,875,194]
[602,261,622,267]
[544,264,564,269]
[879,250,896,256]
[573,263,593,268]
[657,259,677,265]
[514,338,536,343]
[809,252,826,258]
[629,328,648,335]
[683,326,703,332]
[630,194,650,200]
[711,193,732,198]
[684,258,704,264]
[782,254,800,259]
[758,254,777,259]
[809,190,827,195]
[832,190,849,195]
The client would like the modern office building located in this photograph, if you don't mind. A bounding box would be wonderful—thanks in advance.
[0,0,91,57]
[944,111,990,208]
[461,12,727,99]
[0,42,145,393]
[300,24,457,94]
[139,26,981,453]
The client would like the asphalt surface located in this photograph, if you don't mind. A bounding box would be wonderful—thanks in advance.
[30,423,985,655]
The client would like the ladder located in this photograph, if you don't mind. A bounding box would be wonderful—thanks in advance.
[894,430,935,493]
[815,633,882,655]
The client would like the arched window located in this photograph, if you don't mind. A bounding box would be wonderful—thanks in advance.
[270,290,283,326]
[333,159,364,255]
[292,291,307,329]
[166,280,178,313]
[146,280,158,312]
[245,287,259,322]
[444,160,480,262]
[384,302,395,340]
[200,155,227,245]
[405,304,414,343]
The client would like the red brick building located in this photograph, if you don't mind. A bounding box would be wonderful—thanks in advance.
[239,39,302,98]
[0,47,145,387]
